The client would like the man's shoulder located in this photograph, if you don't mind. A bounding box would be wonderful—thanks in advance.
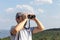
[10,26,16,36]
[10,26,16,31]
[11,26,16,29]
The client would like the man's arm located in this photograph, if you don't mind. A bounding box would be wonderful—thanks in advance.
[32,18,45,34]
[11,19,28,35]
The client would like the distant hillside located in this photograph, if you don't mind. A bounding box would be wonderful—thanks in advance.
[0,28,60,40]
[33,28,60,40]
[45,28,60,31]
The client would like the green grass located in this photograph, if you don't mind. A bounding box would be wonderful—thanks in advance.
[33,31,60,40]
[0,37,10,40]
[0,28,60,40]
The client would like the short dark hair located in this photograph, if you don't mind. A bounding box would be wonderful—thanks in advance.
[16,12,24,18]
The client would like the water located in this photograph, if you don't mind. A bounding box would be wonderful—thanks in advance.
[0,30,10,38]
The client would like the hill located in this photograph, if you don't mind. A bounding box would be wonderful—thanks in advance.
[0,28,60,40]
[33,28,60,40]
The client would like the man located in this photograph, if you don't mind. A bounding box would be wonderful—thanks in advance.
[10,12,44,40]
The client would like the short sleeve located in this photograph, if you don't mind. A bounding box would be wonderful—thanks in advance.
[10,26,16,40]
[10,26,15,36]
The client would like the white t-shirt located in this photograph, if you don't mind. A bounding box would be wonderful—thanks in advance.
[10,26,34,40]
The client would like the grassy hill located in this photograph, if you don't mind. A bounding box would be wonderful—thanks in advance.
[0,28,60,40]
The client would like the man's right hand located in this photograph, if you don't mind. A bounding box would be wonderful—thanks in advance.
[23,14,28,20]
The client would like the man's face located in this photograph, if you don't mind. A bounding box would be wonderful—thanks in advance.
[16,16,27,27]
[16,16,23,23]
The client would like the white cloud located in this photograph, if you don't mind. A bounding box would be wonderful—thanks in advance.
[30,0,53,5]
[16,5,22,9]
[5,5,34,14]
[23,5,34,11]
[16,4,34,14]
[5,8,14,13]
[38,8,44,13]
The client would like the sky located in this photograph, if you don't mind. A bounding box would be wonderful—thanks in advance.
[0,0,60,30]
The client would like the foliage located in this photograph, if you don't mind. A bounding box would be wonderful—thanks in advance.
[0,28,60,40]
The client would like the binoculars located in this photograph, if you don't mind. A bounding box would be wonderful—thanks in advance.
[28,15,36,19]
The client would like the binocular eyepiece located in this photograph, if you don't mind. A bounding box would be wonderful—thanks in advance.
[28,15,36,19]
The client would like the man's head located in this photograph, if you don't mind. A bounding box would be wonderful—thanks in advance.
[16,12,26,23]
[16,12,35,23]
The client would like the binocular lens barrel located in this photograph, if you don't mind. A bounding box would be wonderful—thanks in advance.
[28,15,36,19]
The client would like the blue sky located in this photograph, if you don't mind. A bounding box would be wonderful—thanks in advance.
[0,0,60,30]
